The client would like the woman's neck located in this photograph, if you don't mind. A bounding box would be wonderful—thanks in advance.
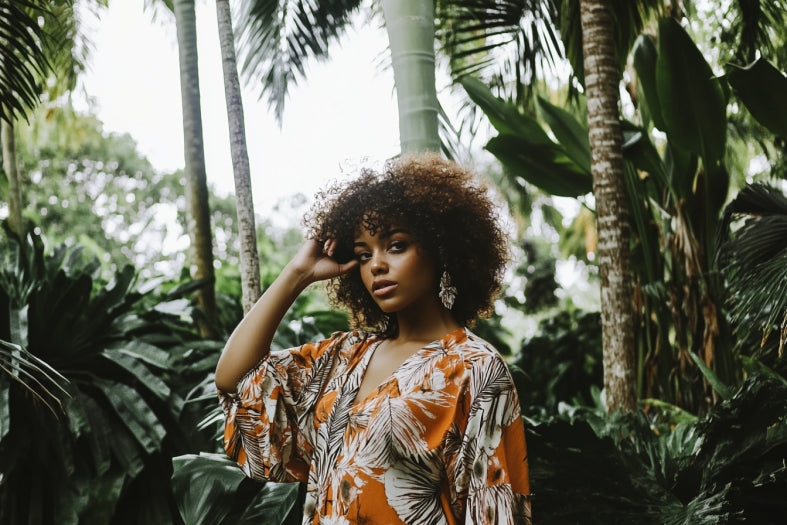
[393,304,461,344]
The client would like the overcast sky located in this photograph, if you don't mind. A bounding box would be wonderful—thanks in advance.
[78,2,400,219]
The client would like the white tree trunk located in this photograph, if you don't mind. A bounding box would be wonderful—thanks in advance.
[216,0,262,314]
[382,0,440,153]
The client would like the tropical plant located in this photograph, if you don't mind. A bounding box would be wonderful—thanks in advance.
[1,0,93,238]
[525,371,787,524]
[513,308,603,413]
[462,15,781,414]
[716,183,787,373]
[0,231,212,524]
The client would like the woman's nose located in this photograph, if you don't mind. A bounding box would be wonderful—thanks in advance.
[370,253,387,274]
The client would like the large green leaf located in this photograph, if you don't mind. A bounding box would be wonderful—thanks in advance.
[171,453,251,525]
[655,17,727,168]
[726,58,787,138]
[632,33,665,132]
[237,482,303,524]
[486,134,593,197]
[536,96,591,175]
[462,76,593,197]
[461,76,555,145]
[95,379,166,455]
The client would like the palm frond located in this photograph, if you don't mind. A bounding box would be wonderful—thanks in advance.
[436,0,562,105]
[0,340,70,417]
[717,183,787,353]
[0,0,51,121]
[235,0,364,124]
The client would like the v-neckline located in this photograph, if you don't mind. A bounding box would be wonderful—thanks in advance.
[349,327,466,409]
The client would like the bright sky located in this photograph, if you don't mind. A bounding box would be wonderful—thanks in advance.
[79,2,400,220]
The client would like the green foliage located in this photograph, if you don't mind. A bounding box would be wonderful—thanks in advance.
[514,308,602,412]
[466,16,786,413]
[171,453,304,525]
[726,58,787,139]
[526,373,787,524]
[0,231,211,524]
[462,76,593,198]
[717,183,787,362]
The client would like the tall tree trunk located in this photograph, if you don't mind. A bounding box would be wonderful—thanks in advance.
[579,0,637,413]
[1,115,24,238]
[381,0,440,153]
[174,0,218,338]
[216,0,262,314]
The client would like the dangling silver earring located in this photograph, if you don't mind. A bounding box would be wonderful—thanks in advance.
[439,271,457,310]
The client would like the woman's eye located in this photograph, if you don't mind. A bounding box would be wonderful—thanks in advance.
[355,252,371,261]
[389,241,407,252]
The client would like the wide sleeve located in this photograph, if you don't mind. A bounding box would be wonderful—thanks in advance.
[447,352,533,525]
[218,332,347,483]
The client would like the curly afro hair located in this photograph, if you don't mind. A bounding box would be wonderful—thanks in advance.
[304,152,509,338]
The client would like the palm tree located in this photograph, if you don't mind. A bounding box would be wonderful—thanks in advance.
[1,1,85,238]
[215,0,262,313]
[234,0,440,153]
[577,0,636,412]
[173,0,218,337]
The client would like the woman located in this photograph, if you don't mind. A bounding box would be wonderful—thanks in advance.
[216,153,532,524]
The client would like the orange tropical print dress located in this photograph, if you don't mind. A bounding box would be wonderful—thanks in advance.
[220,327,532,524]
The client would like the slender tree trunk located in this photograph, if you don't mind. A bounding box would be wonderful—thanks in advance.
[381,0,440,153]
[216,0,262,314]
[174,0,218,338]
[579,0,637,413]
[1,115,24,238]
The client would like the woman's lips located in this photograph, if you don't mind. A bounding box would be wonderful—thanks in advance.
[373,281,397,297]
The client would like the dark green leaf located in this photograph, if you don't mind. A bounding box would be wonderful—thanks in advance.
[486,134,593,197]
[656,17,727,168]
[726,58,787,138]
[171,453,247,525]
[688,352,734,400]
[632,34,665,131]
[536,96,591,175]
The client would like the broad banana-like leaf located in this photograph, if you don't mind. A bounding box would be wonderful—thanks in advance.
[536,96,591,175]
[486,134,593,197]
[632,34,665,132]
[462,76,593,197]
[655,17,727,168]
[462,76,555,146]
[726,58,787,138]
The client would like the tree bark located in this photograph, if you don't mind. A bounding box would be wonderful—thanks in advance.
[216,0,262,314]
[174,0,218,338]
[1,116,24,238]
[579,0,637,413]
[381,0,440,153]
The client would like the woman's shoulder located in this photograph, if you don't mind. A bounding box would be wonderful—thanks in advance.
[441,327,507,365]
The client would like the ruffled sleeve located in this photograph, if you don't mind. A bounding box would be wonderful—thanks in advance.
[218,332,348,483]
[447,350,533,524]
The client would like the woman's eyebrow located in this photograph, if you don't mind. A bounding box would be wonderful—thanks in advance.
[353,228,409,248]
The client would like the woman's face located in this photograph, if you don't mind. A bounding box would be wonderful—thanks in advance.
[352,226,438,315]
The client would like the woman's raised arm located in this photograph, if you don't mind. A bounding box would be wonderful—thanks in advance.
[214,238,357,392]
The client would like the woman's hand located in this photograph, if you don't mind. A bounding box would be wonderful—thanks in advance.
[287,238,359,285]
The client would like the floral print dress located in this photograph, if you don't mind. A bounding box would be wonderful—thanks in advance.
[220,327,532,524]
